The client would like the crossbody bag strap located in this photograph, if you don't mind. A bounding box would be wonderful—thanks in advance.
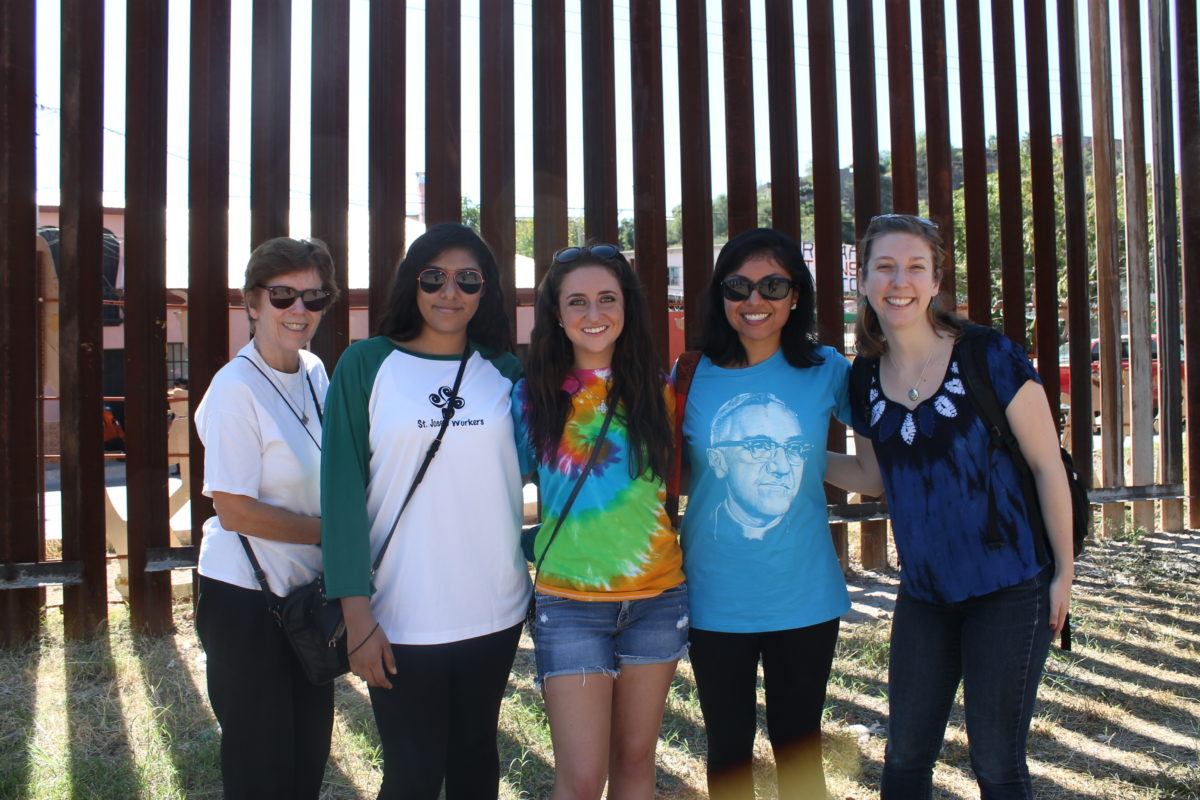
[234,351,325,613]
[532,402,617,589]
[236,353,322,451]
[370,347,471,577]
[307,371,323,425]
[237,534,282,621]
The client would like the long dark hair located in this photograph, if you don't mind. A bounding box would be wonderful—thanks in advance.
[853,214,964,358]
[699,227,824,368]
[376,223,512,352]
[523,249,672,482]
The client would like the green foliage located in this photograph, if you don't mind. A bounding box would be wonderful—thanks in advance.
[617,217,636,251]
[515,218,534,258]
[461,196,481,233]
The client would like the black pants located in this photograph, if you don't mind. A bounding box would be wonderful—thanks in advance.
[368,622,523,800]
[195,574,334,800]
[688,619,841,800]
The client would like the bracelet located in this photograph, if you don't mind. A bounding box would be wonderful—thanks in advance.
[348,622,380,657]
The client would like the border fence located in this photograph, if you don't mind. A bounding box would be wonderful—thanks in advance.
[1,0,1198,643]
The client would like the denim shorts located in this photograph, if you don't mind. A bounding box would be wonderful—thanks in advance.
[533,582,690,687]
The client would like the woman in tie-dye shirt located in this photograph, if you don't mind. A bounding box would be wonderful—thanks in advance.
[512,243,686,800]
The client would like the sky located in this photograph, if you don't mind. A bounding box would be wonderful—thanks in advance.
[32,0,1171,287]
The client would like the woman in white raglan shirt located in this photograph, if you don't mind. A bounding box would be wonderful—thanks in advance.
[193,237,339,800]
[321,223,529,799]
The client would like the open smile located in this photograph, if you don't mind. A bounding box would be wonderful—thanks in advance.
[884,297,916,307]
[740,311,771,323]
[281,321,309,332]
[581,324,610,335]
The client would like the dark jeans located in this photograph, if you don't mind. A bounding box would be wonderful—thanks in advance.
[882,566,1055,799]
[689,618,841,800]
[368,622,522,800]
[195,574,334,800]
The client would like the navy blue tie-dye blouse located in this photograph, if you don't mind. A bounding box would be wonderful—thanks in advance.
[849,329,1051,603]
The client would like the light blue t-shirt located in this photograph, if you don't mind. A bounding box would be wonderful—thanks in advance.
[679,345,852,632]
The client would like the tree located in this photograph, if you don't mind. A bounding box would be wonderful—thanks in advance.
[461,197,481,232]
[515,218,535,258]
[618,217,636,250]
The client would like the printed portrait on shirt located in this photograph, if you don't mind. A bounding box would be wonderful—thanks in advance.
[706,392,812,540]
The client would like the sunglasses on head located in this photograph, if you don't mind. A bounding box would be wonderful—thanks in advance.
[417,267,486,295]
[260,285,333,312]
[720,274,796,302]
[870,213,940,230]
[553,243,622,264]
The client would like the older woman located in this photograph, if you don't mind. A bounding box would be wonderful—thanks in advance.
[194,237,339,800]
[321,223,529,799]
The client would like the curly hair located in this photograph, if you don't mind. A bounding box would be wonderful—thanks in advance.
[376,223,512,352]
[523,248,672,482]
[698,227,824,368]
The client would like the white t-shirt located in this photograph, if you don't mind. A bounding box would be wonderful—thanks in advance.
[194,341,329,596]
[322,338,530,644]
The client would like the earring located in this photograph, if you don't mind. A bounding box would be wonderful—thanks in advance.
[790,303,797,310]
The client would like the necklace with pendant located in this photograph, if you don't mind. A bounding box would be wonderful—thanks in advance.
[572,371,611,414]
[256,345,309,424]
[900,347,937,403]
[275,366,309,424]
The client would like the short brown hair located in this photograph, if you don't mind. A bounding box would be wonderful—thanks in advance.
[853,215,963,358]
[242,237,340,332]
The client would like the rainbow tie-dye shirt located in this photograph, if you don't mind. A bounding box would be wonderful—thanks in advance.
[512,369,685,600]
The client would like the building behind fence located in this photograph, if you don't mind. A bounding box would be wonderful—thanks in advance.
[1,0,1198,643]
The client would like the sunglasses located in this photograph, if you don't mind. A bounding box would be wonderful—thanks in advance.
[720,274,796,302]
[260,285,333,312]
[417,267,485,295]
[870,213,940,230]
[553,243,622,264]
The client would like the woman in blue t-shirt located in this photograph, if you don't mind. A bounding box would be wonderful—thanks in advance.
[677,227,851,799]
[826,214,1074,799]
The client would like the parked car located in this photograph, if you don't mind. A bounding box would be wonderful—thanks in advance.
[1055,335,1186,432]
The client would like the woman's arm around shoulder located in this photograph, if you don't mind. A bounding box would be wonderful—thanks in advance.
[825,435,883,497]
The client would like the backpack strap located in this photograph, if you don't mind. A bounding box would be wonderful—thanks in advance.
[956,325,1050,565]
[667,350,703,524]
[849,352,876,429]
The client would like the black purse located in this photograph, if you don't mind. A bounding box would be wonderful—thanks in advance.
[526,403,616,635]
[236,348,469,684]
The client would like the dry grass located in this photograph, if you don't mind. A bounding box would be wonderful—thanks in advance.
[2,525,1199,799]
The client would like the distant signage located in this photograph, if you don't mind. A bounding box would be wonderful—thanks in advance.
[799,241,858,295]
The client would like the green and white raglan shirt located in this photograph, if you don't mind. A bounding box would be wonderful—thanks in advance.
[321,337,530,645]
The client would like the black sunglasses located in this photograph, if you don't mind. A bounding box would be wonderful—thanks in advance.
[720,275,796,302]
[870,213,940,230]
[553,243,622,264]
[417,267,486,295]
[260,285,333,312]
